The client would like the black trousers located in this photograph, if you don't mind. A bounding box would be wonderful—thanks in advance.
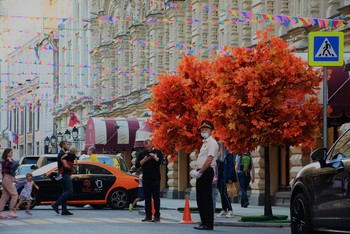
[143,178,161,219]
[218,179,233,211]
[196,167,214,228]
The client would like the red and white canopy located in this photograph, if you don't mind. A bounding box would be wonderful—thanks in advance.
[134,120,152,148]
[85,117,147,153]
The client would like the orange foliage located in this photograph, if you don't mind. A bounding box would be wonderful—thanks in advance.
[201,34,323,154]
[148,31,323,156]
[147,56,215,155]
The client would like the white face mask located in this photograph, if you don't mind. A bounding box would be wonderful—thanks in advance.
[201,132,210,139]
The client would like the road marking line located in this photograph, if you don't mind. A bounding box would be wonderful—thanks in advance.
[115,218,141,223]
[22,219,53,224]
[158,220,174,223]
[67,217,101,222]
[0,219,27,225]
[92,218,121,223]
[45,218,77,223]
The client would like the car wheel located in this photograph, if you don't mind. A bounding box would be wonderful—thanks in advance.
[107,188,129,209]
[291,193,313,234]
[90,204,106,209]
[18,189,38,210]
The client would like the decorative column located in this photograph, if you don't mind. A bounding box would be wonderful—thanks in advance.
[289,147,303,187]
[166,156,179,198]
[130,150,138,171]
[189,151,197,200]
[241,0,252,46]
[249,146,266,205]
[177,150,189,199]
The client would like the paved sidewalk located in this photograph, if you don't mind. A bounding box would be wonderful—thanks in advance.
[137,198,291,228]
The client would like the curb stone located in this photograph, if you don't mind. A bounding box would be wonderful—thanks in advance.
[138,209,290,228]
[138,210,188,223]
[214,221,290,228]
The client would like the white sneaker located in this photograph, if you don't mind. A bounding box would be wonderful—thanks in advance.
[225,210,233,218]
[54,175,62,181]
[216,210,227,218]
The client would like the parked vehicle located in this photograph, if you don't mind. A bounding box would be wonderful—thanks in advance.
[19,155,40,165]
[290,127,350,233]
[15,164,37,176]
[19,154,57,168]
[0,160,139,210]
[36,154,57,168]
[79,154,129,173]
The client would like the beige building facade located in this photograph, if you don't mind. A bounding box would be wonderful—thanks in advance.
[49,0,350,204]
[1,0,60,158]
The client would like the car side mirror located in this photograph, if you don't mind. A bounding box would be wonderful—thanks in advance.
[311,148,327,166]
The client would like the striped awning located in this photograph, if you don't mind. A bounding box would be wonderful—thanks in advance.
[84,117,146,153]
[134,121,152,149]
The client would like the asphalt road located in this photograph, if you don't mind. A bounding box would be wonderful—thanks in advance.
[0,206,291,234]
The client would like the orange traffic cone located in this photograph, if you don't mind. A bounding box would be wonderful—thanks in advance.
[152,199,155,219]
[179,197,195,224]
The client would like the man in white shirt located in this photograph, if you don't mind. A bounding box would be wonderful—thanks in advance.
[193,120,219,231]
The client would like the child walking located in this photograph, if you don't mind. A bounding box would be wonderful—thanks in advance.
[15,172,39,215]
[129,170,144,211]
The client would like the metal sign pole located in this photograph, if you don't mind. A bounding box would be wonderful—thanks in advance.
[308,32,343,148]
[323,66,328,148]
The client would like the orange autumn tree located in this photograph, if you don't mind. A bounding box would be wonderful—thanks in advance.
[202,30,323,217]
[147,56,215,158]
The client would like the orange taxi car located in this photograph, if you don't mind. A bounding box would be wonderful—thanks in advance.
[13,160,139,210]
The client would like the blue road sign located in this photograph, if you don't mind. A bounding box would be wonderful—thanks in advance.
[308,32,344,66]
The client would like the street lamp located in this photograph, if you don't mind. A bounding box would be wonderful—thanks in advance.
[64,129,71,141]
[50,135,58,154]
[72,126,79,140]
[57,132,63,142]
[44,136,50,154]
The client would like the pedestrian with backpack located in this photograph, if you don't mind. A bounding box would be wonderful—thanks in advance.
[235,152,255,208]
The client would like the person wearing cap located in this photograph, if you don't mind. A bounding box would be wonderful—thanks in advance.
[193,120,219,231]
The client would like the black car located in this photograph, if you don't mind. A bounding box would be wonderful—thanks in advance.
[291,127,350,233]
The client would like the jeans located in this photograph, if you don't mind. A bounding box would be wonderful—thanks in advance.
[238,171,251,204]
[55,174,73,212]
[143,178,161,219]
[218,180,232,211]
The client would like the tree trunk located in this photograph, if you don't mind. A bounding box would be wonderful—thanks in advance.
[264,145,273,217]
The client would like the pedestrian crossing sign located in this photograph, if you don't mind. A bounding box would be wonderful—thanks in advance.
[308,31,344,66]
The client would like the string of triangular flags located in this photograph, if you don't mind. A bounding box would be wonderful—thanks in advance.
[0,5,344,29]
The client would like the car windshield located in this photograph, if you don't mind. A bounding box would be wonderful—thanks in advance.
[328,128,350,160]
[46,157,57,165]
[16,165,35,176]
[22,157,39,164]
